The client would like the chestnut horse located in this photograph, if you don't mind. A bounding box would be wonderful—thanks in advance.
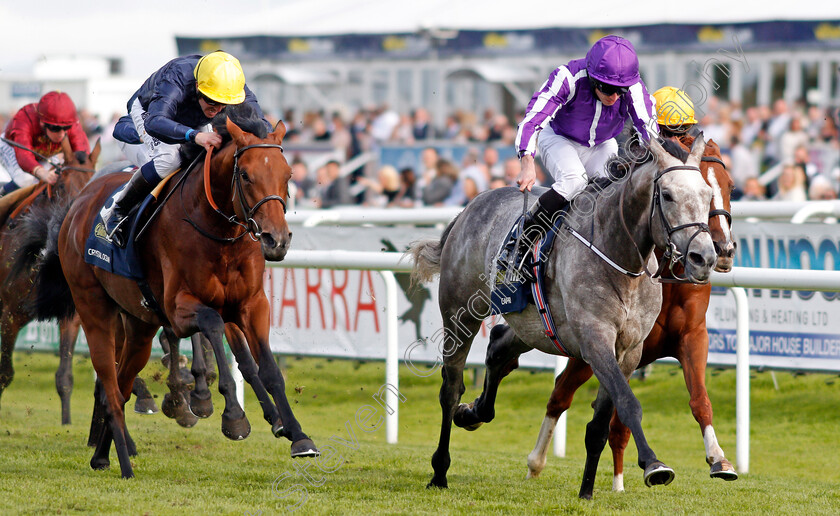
[23,113,318,478]
[525,135,738,488]
[0,137,99,423]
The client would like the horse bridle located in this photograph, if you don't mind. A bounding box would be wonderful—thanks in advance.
[650,164,712,282]
[188,143,288,243]
[231,143,288,239]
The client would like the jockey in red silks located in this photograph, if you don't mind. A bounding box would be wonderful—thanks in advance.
[102,50,270,247]
[512,35,658,277]
[0,91,90,197]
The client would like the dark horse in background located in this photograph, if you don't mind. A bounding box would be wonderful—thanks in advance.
[410,135,717,499]
[0,137,102,423]
[16,105,318,478]
[525,135,739,490]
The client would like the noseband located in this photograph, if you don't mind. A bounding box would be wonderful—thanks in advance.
[651,164,711,281]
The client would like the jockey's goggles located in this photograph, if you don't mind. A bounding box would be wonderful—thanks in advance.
[592,79,629,96]
[198,91,227,108]
[44,123,72,132]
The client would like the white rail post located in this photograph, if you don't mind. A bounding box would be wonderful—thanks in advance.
[732,287,750,474]
[230,352,245,409]
[379,270,399,444]
[552,356,569,457]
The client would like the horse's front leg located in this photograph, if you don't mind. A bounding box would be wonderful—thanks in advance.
[679,328,737,480]
[581,336,674,498]
[453,324,530,430]
[223,323,282,435]
[236,298,320,458]
[526,357,594,479]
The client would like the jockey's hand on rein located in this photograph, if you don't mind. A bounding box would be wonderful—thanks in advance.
[195,131,223,152]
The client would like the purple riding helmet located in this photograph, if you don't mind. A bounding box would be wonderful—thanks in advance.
[586,35,640,87]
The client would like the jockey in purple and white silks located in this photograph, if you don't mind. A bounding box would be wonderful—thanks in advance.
[512,35,657,278]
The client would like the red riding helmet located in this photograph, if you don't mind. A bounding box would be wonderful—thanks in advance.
[37,91,78,126]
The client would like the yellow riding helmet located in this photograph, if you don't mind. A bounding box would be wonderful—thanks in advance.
[194,51,246,105]
[653,86,697,127]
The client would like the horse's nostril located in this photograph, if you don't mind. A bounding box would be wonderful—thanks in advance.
[713,242,722,255]
[688,252,705,267]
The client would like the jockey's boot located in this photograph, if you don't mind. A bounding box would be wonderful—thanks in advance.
[100,165,156,248]
[514,189,569,282]
[0,181,19,198]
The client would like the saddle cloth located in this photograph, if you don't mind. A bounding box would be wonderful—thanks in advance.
[84,184,154,279]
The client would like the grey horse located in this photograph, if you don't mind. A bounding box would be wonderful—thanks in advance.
[409,135,716,499]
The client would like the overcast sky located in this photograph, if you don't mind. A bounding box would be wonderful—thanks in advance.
[2,1,839,79]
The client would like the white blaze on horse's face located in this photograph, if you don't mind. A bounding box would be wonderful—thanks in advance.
[706,166,736,273]
[651,136,717,283]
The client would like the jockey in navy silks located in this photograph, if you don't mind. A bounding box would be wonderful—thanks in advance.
[102,50,270,247]
[513,35,658,275]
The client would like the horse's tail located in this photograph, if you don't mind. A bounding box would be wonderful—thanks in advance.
[407,214,459,285]
[10,201,75,321]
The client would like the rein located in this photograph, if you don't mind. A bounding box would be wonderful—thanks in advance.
[186,142,287,242]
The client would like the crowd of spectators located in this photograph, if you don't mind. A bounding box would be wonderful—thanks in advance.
[2,96,838,209]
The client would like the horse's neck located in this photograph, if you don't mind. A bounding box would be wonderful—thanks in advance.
[180,146,249,244]
[592,161,657,269]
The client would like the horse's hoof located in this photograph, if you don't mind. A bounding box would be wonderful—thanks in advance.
[162,392,198,427]
[133,397,159,415]
[291,438,320,458]
[426,477,448,489]
[710,459,738,481]
[90,456,110,470]
[644,461,675,487]
[189,391,214,418]
[221,414,251,441]
[453,402,483,431]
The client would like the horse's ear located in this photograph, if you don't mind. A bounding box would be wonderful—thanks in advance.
[89,138,102,167]
[226,117,248,147]
[270,120,287,142]
[60,135,75,164]
[648,136,668,164]
[688,132,706,165]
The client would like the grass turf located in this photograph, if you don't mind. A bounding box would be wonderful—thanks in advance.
[1,352,839,515]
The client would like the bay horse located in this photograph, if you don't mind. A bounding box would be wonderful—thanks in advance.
[525,135,739,489]
[22,110,318,478]
[410,135,716,499]
[0,137,100,424]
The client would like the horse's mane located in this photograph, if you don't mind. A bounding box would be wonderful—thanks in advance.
[604,135,691,181]
[212,103,269,141]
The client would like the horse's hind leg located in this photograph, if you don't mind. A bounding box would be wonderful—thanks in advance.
[132,377,158,415]
[55,315,81,424]
[679,331,737,480]
[428,316,481,489]
[579,385,617,499]
[526,358,594,479]
[188,333,214,418]
[453,324,530,430]
[159,327,198,428]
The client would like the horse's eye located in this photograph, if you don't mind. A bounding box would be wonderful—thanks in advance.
[662,191,674,203]
[240,170,251,183]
